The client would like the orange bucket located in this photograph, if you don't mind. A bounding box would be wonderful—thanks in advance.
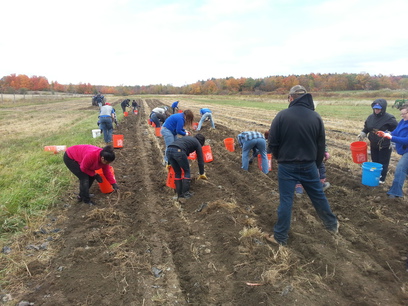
[44,145,66,154]
[166,166,184,189]
[124,111,128,117]
[258,154,272,171]
[223,138,235,152]
[193,122,198,130]
[350,141,367,164]
[95,166,115,193]
[44,146,57,153]
[202,145,213,163]
[155,127,162,137]
[134,110,138,115]
[178,110,183,113]
[113,134,124,148]
[188,151,197,160]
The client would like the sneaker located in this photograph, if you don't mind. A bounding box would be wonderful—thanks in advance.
[322,182,331,191]
[388,194,397,199]
[263,234,280,245]
[77,194,94,202]
[379,180,385,184]
[328,221,340,234]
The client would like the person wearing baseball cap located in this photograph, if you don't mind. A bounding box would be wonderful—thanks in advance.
[358,99,398,183]
[264,85,338,246]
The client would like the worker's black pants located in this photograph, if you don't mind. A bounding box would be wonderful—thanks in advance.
[63,152,95,203]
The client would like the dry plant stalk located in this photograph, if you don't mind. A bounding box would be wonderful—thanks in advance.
[86,207,124,224]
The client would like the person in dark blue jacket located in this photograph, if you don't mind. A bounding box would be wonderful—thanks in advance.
[358,99,397,183]
[171,101,179,114]
[167,134,207,199]
[161,110,194,164]
[121,99,130,113]
[377,105,408,198]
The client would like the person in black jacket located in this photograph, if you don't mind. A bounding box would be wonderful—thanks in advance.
[166,134,207,199]
[121,99,131,113]
[358,99,398,183]
[264,85,338,246]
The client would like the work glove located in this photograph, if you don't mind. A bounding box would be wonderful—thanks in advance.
[94,174,103,183]
[166,164,171,171]
[112,183,119,190]
[376,131,392,139]
[357,132,366,140]
[324,152,330,160]
[198,173,208,180]
[185,131,191,136]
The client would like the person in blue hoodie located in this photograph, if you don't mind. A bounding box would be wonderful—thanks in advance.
[161,110,194,164]
[377,105,408,198]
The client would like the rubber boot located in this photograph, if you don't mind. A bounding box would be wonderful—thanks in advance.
[181,179,193,198]
[175,180,183,199]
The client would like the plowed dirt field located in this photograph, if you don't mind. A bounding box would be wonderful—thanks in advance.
[7,98,408,305]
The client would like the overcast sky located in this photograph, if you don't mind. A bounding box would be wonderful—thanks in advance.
[1,0,407,87]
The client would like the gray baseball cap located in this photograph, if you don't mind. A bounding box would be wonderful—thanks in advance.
[289,85,307,95]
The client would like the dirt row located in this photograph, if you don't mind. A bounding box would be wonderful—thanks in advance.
[8,98,408,305]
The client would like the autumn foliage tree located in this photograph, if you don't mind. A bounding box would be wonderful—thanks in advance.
[1,72,408,96]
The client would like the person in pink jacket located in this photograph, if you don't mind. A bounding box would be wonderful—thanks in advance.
[63,145,119,205]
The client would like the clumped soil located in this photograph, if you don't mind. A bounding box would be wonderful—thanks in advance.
[5,99,408,305]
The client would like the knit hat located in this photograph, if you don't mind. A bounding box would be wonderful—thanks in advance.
[289,85,307,95]
[195,134,205,146]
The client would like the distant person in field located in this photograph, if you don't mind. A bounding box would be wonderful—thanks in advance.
[94,93,104,108]
[121,99,131,113]
[99,103,115,144]
[358,99,397,184]
[150,106,169,128]
[63,145,119,205]
[171,101,179,114]
[265,85,338,246]
[197,108,215,130]
[237,131,269,174]
[131,100,138,112]
[166,134,207,199]
[376,105,408,198]
[161,110,194,165]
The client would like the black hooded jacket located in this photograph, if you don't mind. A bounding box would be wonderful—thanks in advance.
[268,93,325,166]
[362,99,398,149]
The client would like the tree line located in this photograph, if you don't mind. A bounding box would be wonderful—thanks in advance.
[1,73,408,96]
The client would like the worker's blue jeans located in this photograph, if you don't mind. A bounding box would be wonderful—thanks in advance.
[274,162,338,244]
[161,127,178,163]
[242,138,269,174]
[197,113,215,130]
[99,117,113,143]
[387,152,408,197]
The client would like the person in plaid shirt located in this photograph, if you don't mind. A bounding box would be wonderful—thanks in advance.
[237,131,269,174]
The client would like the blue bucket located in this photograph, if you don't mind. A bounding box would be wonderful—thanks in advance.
[362,162,383,187]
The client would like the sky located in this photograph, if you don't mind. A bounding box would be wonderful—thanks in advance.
[1,0,407,87]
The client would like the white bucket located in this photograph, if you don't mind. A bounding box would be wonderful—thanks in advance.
[55,145,66,153]
[92,129,101,138]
